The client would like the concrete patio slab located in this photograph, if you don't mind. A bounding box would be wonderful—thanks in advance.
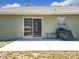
[46,41,79,51]
[0,40,79,51]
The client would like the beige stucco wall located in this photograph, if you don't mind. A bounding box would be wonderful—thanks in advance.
[42,16,56,36]
[0,15,23,40]
[67,15,79,39]
[0,15,79,40]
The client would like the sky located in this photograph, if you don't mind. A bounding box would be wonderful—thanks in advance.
[0,0,79,8]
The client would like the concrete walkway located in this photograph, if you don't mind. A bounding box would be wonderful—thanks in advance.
[0,41,79,51]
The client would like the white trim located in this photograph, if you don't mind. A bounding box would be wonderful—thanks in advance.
[23,17,43,38]
[0,7,79,15]
[23,17,24,38]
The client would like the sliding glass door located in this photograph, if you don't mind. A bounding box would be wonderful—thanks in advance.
[24,18,41,37]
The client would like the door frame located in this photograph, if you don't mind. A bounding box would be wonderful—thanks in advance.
[23,17,42,38]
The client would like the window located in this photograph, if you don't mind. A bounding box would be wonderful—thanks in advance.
[57,16,67,28]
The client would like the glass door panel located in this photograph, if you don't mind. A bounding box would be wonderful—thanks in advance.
[24,18,32,36]
[33,19,41,37]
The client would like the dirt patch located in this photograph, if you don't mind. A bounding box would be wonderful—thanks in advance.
[0,51,78,59]
[0,41,13,48]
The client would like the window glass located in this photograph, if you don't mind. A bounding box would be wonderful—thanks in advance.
[57,16,67,28]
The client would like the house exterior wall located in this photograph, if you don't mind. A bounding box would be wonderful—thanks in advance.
[0,15,79,40]
[0,15,56,40]
[42,16,56,36]
[67,15,79,39]
[42,15,79,40]
[0,15,23,40]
